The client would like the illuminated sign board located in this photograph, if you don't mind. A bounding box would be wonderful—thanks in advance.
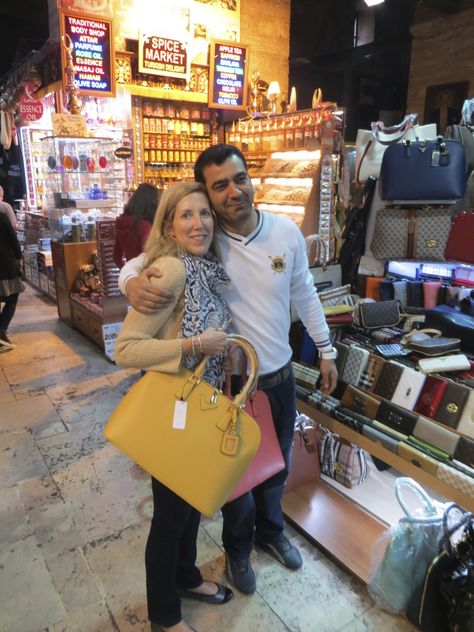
[209,39,249,110]
[61,12,115,96]
[139,34,190,80]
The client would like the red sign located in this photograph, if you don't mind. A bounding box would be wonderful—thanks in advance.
[139,34,189,79]
[18,83,44,122]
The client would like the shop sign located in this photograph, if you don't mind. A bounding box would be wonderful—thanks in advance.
[60,0,113,18]
[18,83,44,122]
[209,39,249,110]
[114,146,133,159]
[61,12,115,96]
[139,33,190,80]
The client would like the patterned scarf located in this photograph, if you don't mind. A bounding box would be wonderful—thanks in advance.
[178,250,231,387]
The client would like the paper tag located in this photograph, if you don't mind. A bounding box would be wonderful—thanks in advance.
[173,400,187,430]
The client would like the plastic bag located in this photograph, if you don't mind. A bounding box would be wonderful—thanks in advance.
[368,477,452,614]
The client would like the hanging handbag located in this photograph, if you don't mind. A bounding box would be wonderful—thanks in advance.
[370,205,452,260]
[445,210,474,264]
[355,114,437,184]
[446,123,474,174]
[305,234,342,292]
[368,477,448,614]
[380,137,467,204]
[103,334,261,517]
[318,429,368,489]
[285,413,322,493]
[407,504,474,632]
[226,367,285,502]
[338,176,377,289]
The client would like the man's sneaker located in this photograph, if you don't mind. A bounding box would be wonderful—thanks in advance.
[257,535,303,570]
[225,554,256,594]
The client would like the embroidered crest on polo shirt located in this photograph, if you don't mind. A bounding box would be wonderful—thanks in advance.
[268,254,286,273]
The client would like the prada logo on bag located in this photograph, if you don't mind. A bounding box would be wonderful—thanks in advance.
[425,239,439,248]
[446,402,459,414]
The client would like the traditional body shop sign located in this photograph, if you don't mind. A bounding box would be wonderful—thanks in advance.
[61,12,115,96]
[139,34,189,79]
[209,39,249,110]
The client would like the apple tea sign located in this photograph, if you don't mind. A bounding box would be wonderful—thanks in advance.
[114,146,133,159]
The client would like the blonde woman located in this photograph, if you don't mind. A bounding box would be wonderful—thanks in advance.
[115,182,234,632]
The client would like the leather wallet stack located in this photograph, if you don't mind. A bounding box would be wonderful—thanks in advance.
[374,361,405,399]
[433,381,471,429]
[341,385,381,418]
[415,375,448,419]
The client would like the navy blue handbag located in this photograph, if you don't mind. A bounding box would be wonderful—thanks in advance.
[380,137,466,204]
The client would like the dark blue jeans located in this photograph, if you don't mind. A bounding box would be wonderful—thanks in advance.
[146,478,203,626]
[221,366,296,559]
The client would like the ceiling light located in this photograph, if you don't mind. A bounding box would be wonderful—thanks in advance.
[364,0,384,6]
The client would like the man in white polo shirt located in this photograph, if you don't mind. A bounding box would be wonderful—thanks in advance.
[118,144,338,595]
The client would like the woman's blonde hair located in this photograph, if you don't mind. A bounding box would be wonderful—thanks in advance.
[143,181,210,265]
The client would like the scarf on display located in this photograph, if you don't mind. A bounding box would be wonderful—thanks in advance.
[178,250,231,388]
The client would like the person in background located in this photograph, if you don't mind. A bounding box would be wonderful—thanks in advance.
[0,185,18,230]
[114,181,234,632]
[117,144,338,596]
[0,211,24,348]
[113,183,160,269]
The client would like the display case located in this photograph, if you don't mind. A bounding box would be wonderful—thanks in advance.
[254,150,320,227]
[40,135,126,241]
[19,127,51,211]
[41,135,128,357]
[229,107,345,258]
[138,98,215,188]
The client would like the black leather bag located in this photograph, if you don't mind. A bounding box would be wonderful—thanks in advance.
[338,176,377,289]
[425,305,474,353]
[353,300,403,330]
[407,505,474,632]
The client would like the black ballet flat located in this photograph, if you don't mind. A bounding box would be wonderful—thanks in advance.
[151,623,198,632]
[177,582,234,604]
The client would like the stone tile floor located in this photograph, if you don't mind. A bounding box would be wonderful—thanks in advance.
[0,285,417,632]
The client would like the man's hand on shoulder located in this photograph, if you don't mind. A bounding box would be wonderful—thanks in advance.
[125,266,175,314]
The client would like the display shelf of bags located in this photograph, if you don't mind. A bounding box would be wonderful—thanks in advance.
[283,397,474,585]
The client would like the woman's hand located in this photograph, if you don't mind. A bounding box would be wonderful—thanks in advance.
[199,328,227,356]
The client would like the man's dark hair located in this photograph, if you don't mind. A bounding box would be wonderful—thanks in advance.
[194,144,248,183]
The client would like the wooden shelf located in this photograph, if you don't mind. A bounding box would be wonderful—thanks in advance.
[295,400,474,513]
[283,479,386,583]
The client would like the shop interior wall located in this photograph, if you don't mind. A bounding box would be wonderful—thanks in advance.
[407,6,474,121]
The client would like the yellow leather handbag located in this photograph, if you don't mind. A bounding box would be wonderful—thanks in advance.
[103,334,261,517]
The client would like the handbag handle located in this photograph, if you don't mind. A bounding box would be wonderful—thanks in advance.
[440,504,473,554]
[370,113,418,145]
[305,234,328,267]
[191,334,259,409]
[395,477,442,524]
[400,328,442,344]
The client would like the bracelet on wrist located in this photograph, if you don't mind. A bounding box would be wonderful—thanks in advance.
[197,335,204,354]
[191,336,196,356]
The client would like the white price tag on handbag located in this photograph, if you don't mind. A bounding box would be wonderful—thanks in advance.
[173,400,187,430]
